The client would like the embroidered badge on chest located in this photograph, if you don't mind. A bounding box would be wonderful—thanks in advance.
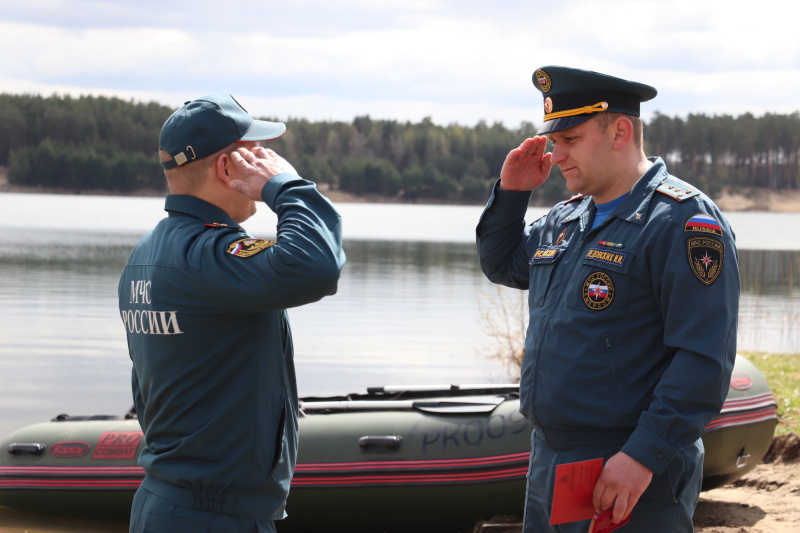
[227,238,276,258]
[687,236,724,285]
[582,272,615,310]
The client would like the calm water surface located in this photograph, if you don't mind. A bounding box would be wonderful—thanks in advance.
[1,192,799,529]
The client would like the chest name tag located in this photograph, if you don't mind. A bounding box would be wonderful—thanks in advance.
[584,248,628,268]
[531,246,564,264]
[227,238,276,258]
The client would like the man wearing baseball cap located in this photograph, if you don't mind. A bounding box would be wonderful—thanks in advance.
[477,67,739,532]
[119,91,345,532]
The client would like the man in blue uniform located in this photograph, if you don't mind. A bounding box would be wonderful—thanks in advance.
[476,67,739,532]
[119,91,345,532]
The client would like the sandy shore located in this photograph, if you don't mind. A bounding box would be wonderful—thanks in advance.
[713,188,800,213]
[692,433,800,533]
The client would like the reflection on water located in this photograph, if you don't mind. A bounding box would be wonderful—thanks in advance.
[0,506,127,532]
[738,250,800,353]
[1,231,796,437]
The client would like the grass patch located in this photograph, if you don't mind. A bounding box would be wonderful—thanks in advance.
[740,351,800,435]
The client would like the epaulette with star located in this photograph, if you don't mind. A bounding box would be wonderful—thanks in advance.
[656,176,699,202]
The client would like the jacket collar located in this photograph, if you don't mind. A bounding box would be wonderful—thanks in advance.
[614,157,667,226]
[560,157,667,226]
[164,194,240,228]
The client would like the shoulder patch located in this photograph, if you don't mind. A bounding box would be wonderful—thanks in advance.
[684,213,723,237]
[227,238,276,258]
[687,236,724,285]
[656,177,700,202]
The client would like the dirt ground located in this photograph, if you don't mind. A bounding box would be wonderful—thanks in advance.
[478,433,800,533]
[694,432,800,533]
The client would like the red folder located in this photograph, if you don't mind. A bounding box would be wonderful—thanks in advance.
[549,457,604,525]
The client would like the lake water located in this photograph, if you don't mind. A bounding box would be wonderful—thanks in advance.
[0,192,799,530]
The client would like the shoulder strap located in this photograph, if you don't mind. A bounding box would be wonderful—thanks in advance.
[656,176,700,202]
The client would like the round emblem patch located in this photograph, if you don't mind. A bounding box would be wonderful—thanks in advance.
[535,69,552,92]
[582,272,614,310]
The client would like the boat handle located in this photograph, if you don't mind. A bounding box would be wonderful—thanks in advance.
[7,443,46,457]
[358,435,403,452]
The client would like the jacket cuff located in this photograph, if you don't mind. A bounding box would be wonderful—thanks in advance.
[260,173,301,209]
[621,425,680,475]
[486,179,533,215]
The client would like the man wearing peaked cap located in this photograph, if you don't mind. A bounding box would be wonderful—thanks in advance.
[476,66,739,532]
[120,92,345,531]
[533,66,657,134]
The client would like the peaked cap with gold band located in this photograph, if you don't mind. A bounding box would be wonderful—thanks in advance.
[533,66,657,134]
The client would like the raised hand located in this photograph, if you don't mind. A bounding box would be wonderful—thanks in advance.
[228,146,298,200]
[499,136,553,191]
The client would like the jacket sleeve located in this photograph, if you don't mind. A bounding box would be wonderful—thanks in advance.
[204,173,345,312]
[476,181,538,290]
[622,199,739,474]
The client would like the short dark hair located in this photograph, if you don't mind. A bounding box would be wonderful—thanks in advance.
[596,112,643,149]
[162,142,239,193]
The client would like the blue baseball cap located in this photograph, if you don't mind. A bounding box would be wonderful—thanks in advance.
[533,66,657,134]
[159,91,286,170]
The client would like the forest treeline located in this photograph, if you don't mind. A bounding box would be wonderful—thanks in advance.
[1,93,798,204]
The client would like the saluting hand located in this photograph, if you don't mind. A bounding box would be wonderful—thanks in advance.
[228,146,298,201]
[499,136,553,191]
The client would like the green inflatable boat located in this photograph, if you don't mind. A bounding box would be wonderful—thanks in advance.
[0,354,778,532]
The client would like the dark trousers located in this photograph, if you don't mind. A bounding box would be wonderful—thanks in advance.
[130,485,277,533]
[523,430,704,533]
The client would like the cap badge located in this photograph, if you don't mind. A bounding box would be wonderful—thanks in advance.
[535,69,552,92]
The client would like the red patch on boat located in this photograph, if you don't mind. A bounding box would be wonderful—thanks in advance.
[49,441,91,458]
[92,431,143,460]
[730,373,753,391]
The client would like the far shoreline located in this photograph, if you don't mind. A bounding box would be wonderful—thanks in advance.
[2,167,799,213]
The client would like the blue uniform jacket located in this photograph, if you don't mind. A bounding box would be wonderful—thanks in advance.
[118,173,345,520]
[476,158,739,475]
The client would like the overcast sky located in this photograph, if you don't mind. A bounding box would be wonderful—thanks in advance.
[2,0,797,128]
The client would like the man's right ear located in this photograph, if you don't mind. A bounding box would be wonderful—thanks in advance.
[611,116,634,151]
[215,153,235,185]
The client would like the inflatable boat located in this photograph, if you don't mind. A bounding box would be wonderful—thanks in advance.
[0,354,778,532]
